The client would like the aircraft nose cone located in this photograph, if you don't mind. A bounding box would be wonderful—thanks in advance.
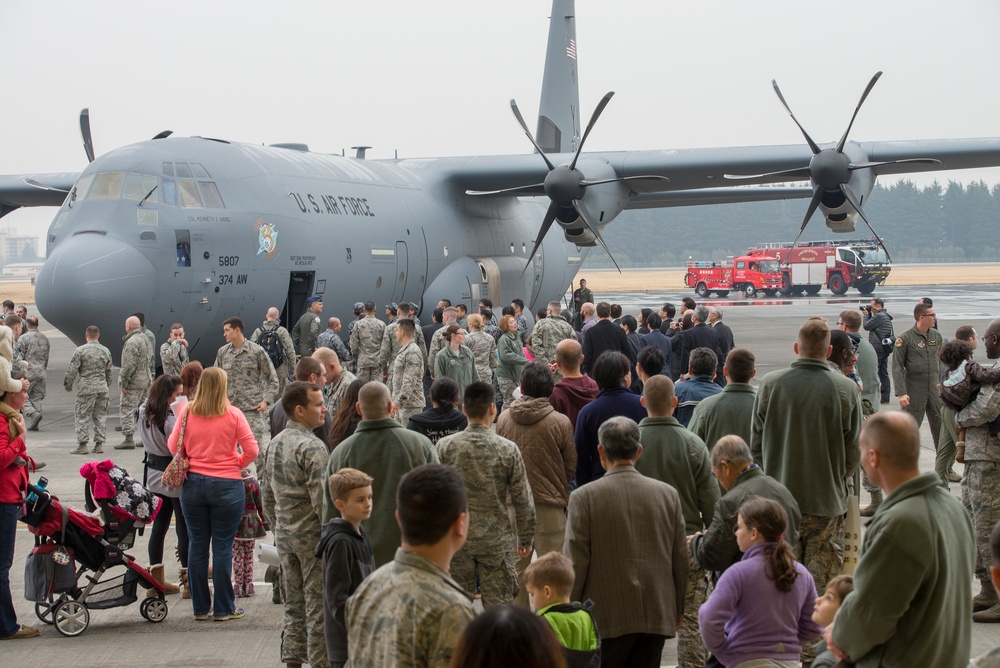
[36,234,155,352]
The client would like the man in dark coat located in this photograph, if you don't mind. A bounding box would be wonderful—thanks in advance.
[581,302,635,376]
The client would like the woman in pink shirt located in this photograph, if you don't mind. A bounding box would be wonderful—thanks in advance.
[169,367,258,622]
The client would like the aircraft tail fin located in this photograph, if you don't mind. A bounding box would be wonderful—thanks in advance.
[536,0,580,154]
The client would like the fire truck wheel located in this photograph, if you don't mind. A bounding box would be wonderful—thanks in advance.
[742,285,756,298]
[804,285,821,296]
[856,279,876,295]
[715,290,729,297]
[695,283,709,298]
[778,275,793,296]
[763,290,778,297]
[828,273,848,295]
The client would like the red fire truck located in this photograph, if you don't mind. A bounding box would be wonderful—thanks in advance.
[745,238,891,296]
[684,255,784,298]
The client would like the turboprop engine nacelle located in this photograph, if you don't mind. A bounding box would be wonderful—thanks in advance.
[557,158,628,245]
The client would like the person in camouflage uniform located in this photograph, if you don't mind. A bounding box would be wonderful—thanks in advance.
[435,381,535,608]
[292,295,324,359]
[14,316,49,431]
[345,464,475,668]
[159,322,189,377]
[260,381,330,668]
[64,325,113,454]
[426,307,458,373]
[316,317,353,369]
[215,316,280,453]
[379,303,425,385]
[389,319,425,426]
[512,299,529,345]
[350,301,386,383]
[251,307,297,397]
[131,312,156,378]
[116,315,153,449]
[464,314,498,387]
[532,301,576,381]
[313,347,358,418]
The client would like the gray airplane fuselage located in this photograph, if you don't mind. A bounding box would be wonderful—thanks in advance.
[35,137,586,362]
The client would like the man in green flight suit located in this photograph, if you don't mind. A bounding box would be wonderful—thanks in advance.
[892,301,944,460]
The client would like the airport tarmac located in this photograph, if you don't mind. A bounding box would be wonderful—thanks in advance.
[4,284,999,666]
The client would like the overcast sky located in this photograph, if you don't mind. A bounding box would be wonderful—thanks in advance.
[2,0,999,241]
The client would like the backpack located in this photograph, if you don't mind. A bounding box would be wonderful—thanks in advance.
[258,328,284,369]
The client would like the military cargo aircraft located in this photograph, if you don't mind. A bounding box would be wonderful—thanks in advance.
[2,0,1000,363]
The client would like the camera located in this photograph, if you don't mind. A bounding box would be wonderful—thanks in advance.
[860,305,871,313]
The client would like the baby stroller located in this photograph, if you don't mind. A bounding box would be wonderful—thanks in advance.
[20,460,166,637]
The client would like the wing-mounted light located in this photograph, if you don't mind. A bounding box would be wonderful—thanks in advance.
[724,72,941,262]
[466,91,668,274]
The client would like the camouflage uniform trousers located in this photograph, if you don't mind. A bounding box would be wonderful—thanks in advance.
[119,383,149,437]
[398,405,422,427]
[511,504,565,608]
[797,514,843,661]
[75,392,109,445]
[357,365,383,383]
[275,363,291,398]
[277,538,329,668]
[498,377,518,413]
[966,461,1000,590]
[236,406,270,474]
[23,376,45,420]
[450,538,518,609]
[677,550,711,668]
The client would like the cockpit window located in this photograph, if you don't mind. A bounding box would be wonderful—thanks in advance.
[162,178,177,206]
[190,163,210,178]
[175,163,192,178]
[162,162,174,177]
[123,173,159,203]
[69,174,95,206]
[178,180,203,208]
[199,181,225,209]
[86,172,124,200]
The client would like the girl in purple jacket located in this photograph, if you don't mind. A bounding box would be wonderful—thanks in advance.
[699,497,822,668]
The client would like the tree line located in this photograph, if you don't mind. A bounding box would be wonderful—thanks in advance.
[585,180,1000,268]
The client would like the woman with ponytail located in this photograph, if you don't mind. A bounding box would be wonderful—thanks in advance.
[699,497,822,668]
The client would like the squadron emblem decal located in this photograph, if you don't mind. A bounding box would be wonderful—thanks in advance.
[255,218,279,260]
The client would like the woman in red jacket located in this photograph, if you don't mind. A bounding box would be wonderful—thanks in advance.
[168,367,258,622]
[0,373,39,640]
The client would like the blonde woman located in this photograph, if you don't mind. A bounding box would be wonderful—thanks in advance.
[168,367,258,622]
[465,314,498,388]
[496,314,528,411]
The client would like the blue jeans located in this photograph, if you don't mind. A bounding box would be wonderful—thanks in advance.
[180,473,245,617]
[0,503,20,636]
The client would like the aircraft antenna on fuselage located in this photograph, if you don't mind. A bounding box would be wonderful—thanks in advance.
[536,0,580,155]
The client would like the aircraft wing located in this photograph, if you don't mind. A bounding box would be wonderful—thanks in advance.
[0,173,76,215]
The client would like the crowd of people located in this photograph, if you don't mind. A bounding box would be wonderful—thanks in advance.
[1,286,999,668]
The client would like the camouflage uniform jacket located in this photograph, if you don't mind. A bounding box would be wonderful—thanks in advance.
[345,548,474,668]
[426,326,450,370]
[532,314,575,365]
[483,320,501,343]
[350,316,386,369]
[260,420,327,539]
[390,341,425,410]
[515,313,529,344]
[464,330,497,383]
[251,321,296,370]
[141,327,156,376]
[325,368,359,416]
[159,339,189,377]
[956,370,1000,464]
[119,328,153,390]
[292,309,323,357]
[64,341,113,395]
[214,340,279,411]
[14,329,49,381]
[379,322,426,376]
[435,424,535,550]
[317,328,353,365]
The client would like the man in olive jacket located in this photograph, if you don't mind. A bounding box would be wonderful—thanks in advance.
[828,412,974,668]
[688,347,757,448]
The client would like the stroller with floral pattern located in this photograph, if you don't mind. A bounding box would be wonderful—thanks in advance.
[20,459,165,637]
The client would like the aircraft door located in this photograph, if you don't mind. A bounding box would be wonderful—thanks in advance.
[176,228,220,356]
[282,272,315,330]
[391,241,408,303]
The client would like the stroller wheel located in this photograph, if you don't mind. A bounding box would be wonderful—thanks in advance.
[53,600,89,637]
[34,599,56,625]
[140,597,168,623]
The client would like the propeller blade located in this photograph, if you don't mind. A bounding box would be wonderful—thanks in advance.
[724,166,812,181]
[520,202,560,277]
[466,183,545,197]
[840,184,892,263]
[569,91,615,171]
[510,99,556,171]
[573,199,621,273]
[848,157,942,172]
[772,80,821,155]
[580,175,670,187]
[835,72,883,153]
[788,186,825,253]
[80,108,95,163]
[152,130,173,140]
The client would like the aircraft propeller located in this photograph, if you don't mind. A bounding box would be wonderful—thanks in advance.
[80,108,95,163]
[467,91,668,275]
[724,72,940,262]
